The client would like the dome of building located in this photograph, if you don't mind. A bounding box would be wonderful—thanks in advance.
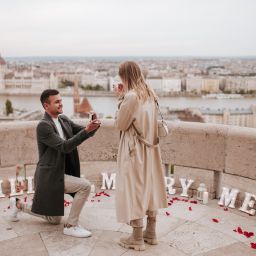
[0,55,6,65]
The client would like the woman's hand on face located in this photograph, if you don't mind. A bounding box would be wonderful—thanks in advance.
[113,83,124,97]
[85,119,101,133]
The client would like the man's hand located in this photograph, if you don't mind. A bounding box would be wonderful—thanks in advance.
[85,119,101,133]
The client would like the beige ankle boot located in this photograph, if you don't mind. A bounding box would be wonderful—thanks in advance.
[119,219,145,251]
[143,216,157,245]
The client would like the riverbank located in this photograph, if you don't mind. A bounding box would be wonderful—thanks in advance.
[1,88,256,98]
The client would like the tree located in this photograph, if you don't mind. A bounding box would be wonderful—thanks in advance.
[5,99,13,116]
[60,79,74,87]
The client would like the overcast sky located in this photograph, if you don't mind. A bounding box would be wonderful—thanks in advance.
[0,0,256,57]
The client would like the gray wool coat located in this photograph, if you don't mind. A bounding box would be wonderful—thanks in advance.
[31,112,94,216]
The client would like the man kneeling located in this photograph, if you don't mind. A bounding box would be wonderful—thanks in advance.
[9,89,101,238]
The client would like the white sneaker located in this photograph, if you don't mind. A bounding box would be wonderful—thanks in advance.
[63,225,92,238]
[9,197,20,222]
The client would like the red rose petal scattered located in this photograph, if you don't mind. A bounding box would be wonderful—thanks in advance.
[243,231,254,238]
[234,227,254,239]
[212,218,219,223]
[189,200,198,204]
[64,199,72,207]
[248,232,254,237]
[237,227,243,234]
[24,196,27,203]
[168,202,172,206]
[224,207,228,211]
[251,243,256,249]
[165,211,170,216]
[7,206,10,209]
[103,192,110,197]
[189,207,192,211]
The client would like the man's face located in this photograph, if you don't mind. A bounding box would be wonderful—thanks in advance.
[44,94,63,117]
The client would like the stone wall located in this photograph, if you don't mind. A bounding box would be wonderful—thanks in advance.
[0,119,255,203]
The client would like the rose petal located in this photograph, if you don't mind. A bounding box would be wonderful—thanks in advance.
[103,192,110,197]
[237,227,243,234]
[189,207,192,211]
[212,218,219,223]
[165,211,170,216]
[244,231,249,238]
[248,232,254,237]
[251,243,256,249]
[224,208,228,211]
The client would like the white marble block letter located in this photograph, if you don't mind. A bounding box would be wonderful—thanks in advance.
[239,192,256,216]
[180,178,194,197]
[218,187,239,208]
[101,172,116,190]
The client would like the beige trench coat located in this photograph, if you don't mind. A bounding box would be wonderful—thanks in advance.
[115,90,167,223]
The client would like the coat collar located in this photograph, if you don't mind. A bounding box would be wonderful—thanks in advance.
[42,112,72,138]
[43,112,58,134]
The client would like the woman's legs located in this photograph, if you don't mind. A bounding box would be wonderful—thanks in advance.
[119,218,145,251]
[143,210,157,245]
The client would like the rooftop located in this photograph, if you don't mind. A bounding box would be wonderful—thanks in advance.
[0,191,255,256]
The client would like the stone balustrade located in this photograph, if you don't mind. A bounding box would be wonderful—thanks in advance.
[0,120,255,206]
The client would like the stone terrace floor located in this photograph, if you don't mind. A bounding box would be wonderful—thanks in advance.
[0,191,255,256]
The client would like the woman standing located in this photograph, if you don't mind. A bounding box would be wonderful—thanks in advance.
[115,61,167,251]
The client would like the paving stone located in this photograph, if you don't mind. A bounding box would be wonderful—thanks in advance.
[121,241,187,256]
[40,229,102,256]
[88,230,127,256]
[161,222,237,255]
[196,241,256,256]
[0,233,48,256]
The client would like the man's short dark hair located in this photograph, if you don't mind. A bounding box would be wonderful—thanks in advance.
[40,89,59,106]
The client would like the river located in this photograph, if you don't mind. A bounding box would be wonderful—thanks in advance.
[0,95,255,118]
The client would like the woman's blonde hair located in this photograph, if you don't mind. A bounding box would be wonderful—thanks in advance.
[119,61,157,102]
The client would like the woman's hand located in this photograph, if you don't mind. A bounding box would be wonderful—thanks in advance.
[113,83,124,97]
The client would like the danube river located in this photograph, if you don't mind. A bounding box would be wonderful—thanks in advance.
[0,95,256,118]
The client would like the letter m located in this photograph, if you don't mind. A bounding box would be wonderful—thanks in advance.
[218,187,239,208]
[101,172,116,190]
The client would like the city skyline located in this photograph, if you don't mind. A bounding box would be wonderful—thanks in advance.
[0,0,256,57]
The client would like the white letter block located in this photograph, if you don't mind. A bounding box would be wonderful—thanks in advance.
[101,173,116,190]
[27,176,35,194]
[218,187,239,208]
[0,180,5,198]
[239,192,256,216]
[164,176,176,195]
[9,178,24,196]
[180,178,194,197]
